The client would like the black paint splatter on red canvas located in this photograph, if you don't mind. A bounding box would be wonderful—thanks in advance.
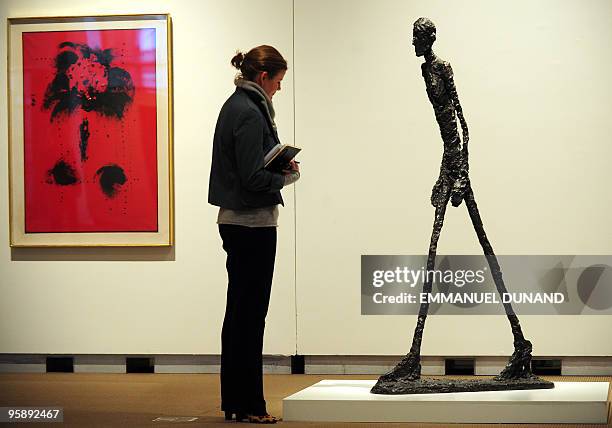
[22,29,158,233]
[43,42,135,121]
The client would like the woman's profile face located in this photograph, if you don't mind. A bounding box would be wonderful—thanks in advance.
[259,69,286,99]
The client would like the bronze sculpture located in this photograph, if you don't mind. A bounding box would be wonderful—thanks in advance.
[371,18,554,394]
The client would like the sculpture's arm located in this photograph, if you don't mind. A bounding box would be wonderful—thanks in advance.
[444,62,469,152]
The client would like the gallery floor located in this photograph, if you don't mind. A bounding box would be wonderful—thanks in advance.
[0,373,610,427]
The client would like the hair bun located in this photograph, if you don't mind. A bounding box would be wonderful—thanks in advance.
[231,51,244,70]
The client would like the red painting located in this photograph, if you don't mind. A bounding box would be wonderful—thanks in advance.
[22,28,158,233]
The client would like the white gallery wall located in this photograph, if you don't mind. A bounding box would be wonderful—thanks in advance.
[0,0,297,355]
[0,0,611,357]
[294,0,612,356]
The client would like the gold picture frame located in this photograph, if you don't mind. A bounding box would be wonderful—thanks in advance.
[7,14,174,247]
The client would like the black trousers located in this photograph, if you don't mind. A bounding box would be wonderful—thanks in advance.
[219,224,277,415]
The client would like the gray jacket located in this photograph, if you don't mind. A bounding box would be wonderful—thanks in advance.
[208,87,284,209]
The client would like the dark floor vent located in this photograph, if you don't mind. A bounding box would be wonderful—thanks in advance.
[46,356,74,372]
[445,358,475,375]
[291,355,305,374]
[126,357,154,373]
[532,359,561,375]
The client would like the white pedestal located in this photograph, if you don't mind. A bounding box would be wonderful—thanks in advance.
[283,380,610,423]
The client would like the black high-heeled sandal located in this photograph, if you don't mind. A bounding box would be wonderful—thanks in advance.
[246,414,279,424]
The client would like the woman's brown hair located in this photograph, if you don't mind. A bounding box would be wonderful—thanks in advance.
[231,45,287,81]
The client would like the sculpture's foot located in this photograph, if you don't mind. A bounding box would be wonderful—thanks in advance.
[371,352,421,393]
[371,342,555,395]
[383,351,422,381]
[494,339,537,381]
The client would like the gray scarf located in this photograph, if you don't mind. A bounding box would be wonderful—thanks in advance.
[234,77,277,131]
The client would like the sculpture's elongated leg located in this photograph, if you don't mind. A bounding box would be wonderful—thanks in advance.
[463,187,535,379]
[377,188,451,382]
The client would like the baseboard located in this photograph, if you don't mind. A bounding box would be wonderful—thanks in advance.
[0,354,610,375]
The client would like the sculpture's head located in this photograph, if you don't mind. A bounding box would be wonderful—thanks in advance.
[412,17,436,57]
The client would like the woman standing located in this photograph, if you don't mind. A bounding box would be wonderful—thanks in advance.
[208,45,299,423]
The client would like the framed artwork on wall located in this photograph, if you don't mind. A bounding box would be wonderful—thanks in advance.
[7,14,173,247]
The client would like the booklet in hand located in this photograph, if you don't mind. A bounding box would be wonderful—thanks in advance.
[264,144,301,172]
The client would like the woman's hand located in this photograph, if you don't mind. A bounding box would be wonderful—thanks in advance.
[283,160,299,174]
[281,160,300,186]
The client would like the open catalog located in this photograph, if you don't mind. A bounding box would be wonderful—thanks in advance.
[264,144,301,172]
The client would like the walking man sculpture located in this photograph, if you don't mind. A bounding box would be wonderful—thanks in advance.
[372,18,553,394]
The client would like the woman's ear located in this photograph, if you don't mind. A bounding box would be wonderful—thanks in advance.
[255,71,267,87]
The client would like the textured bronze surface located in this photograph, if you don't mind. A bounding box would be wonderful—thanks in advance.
[372,17,553,394]
[371,376,555,395]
